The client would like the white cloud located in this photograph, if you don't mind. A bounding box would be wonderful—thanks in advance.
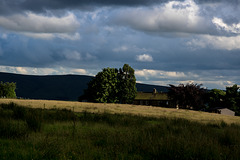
[0,65,88,76]
[136,54,153,62]
[0,12,80,40]
[212,17,240,34]
[188,35,240,50]
[0,66,56,75]
[113,0,206,34]
[15,67,28,74]
[22,32,80,40]
[70,69,87,75]
[135,69,240,89]
[22,33,55,40]
[0,12,80,33]
[135,69,187,79]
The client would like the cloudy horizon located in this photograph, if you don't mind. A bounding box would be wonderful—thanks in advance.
[0,0,240,89]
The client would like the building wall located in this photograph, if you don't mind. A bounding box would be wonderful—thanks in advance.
[219,108,235,116]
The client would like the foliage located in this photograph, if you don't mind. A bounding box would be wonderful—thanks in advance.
[168,83,206,110]
[0,81,16,98]
[118,64,137,104]
[82,64,137,103]
[0,103,240,159]
[225,84,240,115]
[83,68,119,103]
[208,89,226,108]
[207,84,240,115]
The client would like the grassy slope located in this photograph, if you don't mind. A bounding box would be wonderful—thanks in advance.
[1,100,240,159]
[1,99,240,124]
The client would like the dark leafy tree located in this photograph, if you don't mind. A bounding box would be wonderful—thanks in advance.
[0,81,17,98]
[208,89,226,109]
[81,64,137,104]
[84,68,119,103]
[168,83,206,110]
[118,64,137,104]
[225,84,240,114]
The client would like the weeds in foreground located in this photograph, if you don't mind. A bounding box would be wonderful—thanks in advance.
[0,103,240,160]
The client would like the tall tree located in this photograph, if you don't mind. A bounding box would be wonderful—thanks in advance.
[168,83,206,110]
[208,89,226,109]
[84,68,119,103]
[118,64,137,104]
[81,64,137,104]
[225,84,240,114]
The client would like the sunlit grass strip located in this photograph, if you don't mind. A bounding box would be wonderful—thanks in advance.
[1,98,240,124]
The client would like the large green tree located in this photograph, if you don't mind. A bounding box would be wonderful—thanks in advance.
[118,64,137,104]
[84,68,119,103]
[81,64,137,103]
[0,81,17,98]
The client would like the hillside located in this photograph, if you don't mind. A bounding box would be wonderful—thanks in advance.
[0,72,169,101]
[1,100,240,159]
[1,98,240,124]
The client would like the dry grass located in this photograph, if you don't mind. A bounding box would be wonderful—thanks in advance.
[1,98,240,124]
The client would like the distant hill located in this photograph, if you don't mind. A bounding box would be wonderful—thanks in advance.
[0,72,169,101]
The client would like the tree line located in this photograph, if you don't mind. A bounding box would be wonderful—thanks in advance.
[168,83,240,115]
[2,64,237,116]
[81,64,240,115]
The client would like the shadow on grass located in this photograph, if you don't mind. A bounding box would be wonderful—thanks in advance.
[0,102,240,159]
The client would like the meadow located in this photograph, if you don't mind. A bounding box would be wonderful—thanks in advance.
[0,99,240,159]
[1,98,240,124]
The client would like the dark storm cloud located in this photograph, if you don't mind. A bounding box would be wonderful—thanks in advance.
[5,0,238,15]
[0,0,175,14]
[195,0,240,4]
[0,0,239,15]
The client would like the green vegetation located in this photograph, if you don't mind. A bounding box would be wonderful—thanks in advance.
[168,83,206,110]
[1,102,240,160]
[81,64,137,103]
[208,89,226,109]
[0,81,16,98]
[207,84,240,115]
[168,83,240,115]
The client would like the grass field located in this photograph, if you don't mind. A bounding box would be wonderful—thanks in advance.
[0,102,240,159]
[0,98,240,124]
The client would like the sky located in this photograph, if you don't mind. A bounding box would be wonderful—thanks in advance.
[0,0,240,89]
